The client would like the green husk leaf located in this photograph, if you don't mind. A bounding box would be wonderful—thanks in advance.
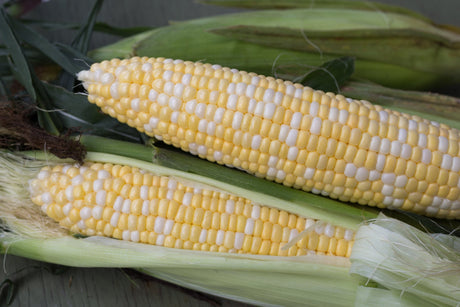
[298,56,354,92]
[199,0,431,21]
[71,0,104,54]
[350,214,460,306]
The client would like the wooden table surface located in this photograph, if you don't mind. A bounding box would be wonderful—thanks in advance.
[3,0,460,306]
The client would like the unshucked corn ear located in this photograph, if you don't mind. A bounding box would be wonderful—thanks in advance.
[78,57,460,219]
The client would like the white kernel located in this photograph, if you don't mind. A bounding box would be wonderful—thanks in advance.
[382,185,394,196]
[194,229,206,244]
[114,65,126,76]
[244,218,255,235]
[381,173,396,184]
[392,199,404,208]
[309,101,319,117]
[324,224,335,237]
[142,200,150,215]
[251,76,260,85]
[195,103,206,118]
[278,124,290,142]
[304,168,316,180]
[248,98,257,113]
[130,231,140,242]
[314,223,325,235]
[173,83,184,98]
[101,73,114,84]
[246,84,256,98]
[344,229,354,241]
[355,167,369,181]
[148,117,159,130]
[390,141,402,156]
[93,179,103,191]
[290,112,302,129]
[65,186,74,201]
[225,199,235,214]
[452,157,460,172]
[287,147,299,160]
[157,93,169,106]
[37,170,50,180]
[227,94,238,110]
[80,207,92,220]
[286,129,298,146]
[227,82,236,94]
[92,205,103,220]
[96,190,107,206]
[268,156,279,167]
[232,112,243,130]
[213,151,223,161]
[294,88,302,99]
[310,117,322,135]
[169,97,181,110]
[263,103,276,119]
[379,138,391,154]
[164,219,174,235]
[113,196,124,211]
[441,154,453,170]
[163,70,173,81]
[77,220,87,230]
[251,135,262,150]
[451,201,460,210]
[164,81,175,95]
[418,134,427,148]
[394,175,408,188]
[421,149,432,164]
[441,199,452,210]
[63,203,73,216]
[338,109,349,124]
[285,84,295,96]
[181,73,192,85]
[155,234,165,246]
[254,101,265,116]
[122,199,131,213]
[432,196,443,207]
[398,129,408,143]
[344,163,357,177]
[376,154,386,172]
[251,205,261,219]
[369,170,381,181]
[400,144,412,159]
[72,174,83,185]
[369,136,381,152]
[110,212,120,227]
[197,145,207,156]
[328,107,339,122]
[185,99,197,114]
[267,168,277,177]
[214,107,225,123]
[276,170,286,180]
[216,230,225,245]
[305,218,315,230]
[41,192,52,204]
[61,165,72,174]
[131,98,140,112]
[98,170,110,179]
[141,63,152,72]
[274,92,283,105]
[148,90,158,103]
[408,120,418,130]
[235,82,247,96]
[183,192,193,206]
[109,82,119,99]
[439,136,449,153]
[198,119,208,133]
[263,88,275,103]
[206,122,216,136]
[379,110,389,123]
[170,111,179,123]
[154,216,166,233]
[234,232,244,250]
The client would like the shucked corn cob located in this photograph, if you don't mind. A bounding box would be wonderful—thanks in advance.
[78,57,460,219]
[29,161,355,257]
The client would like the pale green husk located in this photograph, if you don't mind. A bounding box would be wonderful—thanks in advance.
[1,150,459,306]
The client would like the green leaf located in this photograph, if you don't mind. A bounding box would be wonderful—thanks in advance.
[42,82,141,141]
[0,279,15,305]
[71,0,105,54]
[8,17,81,75]
[298,56,354,92]
[0,9,36,100]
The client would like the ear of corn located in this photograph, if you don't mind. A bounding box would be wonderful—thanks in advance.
[89,7,460,90]
[1,147,459,306]
[78,57,460,219]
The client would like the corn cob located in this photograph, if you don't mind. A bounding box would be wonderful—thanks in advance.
[29,161,355,257]
[77,57,460,219]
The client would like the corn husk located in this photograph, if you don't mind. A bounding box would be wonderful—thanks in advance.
[89,6,460,90]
